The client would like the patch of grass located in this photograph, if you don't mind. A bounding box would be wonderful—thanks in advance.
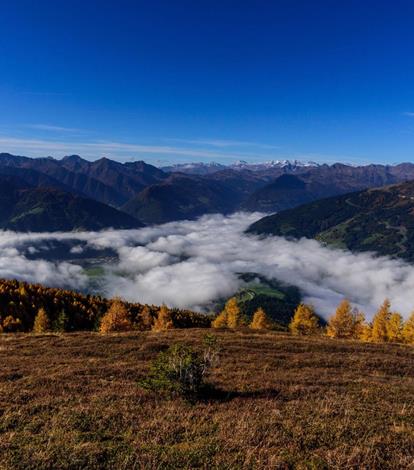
[1,330,414,468]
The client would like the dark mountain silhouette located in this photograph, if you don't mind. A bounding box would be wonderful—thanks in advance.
[0,175,143,232]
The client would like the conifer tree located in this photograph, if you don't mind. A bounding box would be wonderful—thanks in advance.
[54,309,68,332]
[33,308,50,334]
[152,304,174,332]
[326,299,356,338]
[402,312,414,344]
[371,299,392,342]
[387,312,403,342]
[289,303,319,335]
[211,311,228,328]
[250,307,272,330]
[225,297,241,328]
[140,305,154,330]
[99,298,132,333]
[2,316,22,333]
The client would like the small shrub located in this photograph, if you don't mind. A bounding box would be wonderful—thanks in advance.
[139,334,219,399]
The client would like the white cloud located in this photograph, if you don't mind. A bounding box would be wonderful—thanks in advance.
[26,124,81,133]
[0,213,414,319]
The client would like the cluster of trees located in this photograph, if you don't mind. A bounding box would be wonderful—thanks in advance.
[0,279,210,333]
[212,298,273,330]
[289,298,414,344]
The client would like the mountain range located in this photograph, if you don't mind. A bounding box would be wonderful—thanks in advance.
[247,180,414,261]
[0,174,143,232]
[1,152,414,231]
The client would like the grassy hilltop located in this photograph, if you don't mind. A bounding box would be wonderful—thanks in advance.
[1,329,414,469]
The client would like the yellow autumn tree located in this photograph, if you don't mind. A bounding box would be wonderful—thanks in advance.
[371,299,392,342]
[152,304,174,332]
[99,298,132,333]
[326,299,358,339]
[33,307,50,334]
[226,297,241,328]
[387,312,403,343]
[289,303,319,336]
[212,311,228,328]
[140,305,154,330]
[402,312,414,344]
[250,307,272,330]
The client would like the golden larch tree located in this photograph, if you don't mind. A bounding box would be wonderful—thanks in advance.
[152,304,174,331]
[387,312,403,343]
[212,311,228,328]
[402,312,414,344]
[250,307,272,330]
[99,298,132,333]
[225,297,241,328]
[326,299,357,339]
[371,299,392,342]
[33,307,50,334]
[140,305,154,330]
[289,303,319,336]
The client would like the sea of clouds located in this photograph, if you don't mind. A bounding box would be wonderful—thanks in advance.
[1,212,414,319]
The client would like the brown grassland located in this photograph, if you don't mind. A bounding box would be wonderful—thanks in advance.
[1,329,414,469]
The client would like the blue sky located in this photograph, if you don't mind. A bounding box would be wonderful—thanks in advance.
[0,0,414,165]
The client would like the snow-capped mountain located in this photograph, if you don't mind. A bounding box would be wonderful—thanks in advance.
[162,159,320,175]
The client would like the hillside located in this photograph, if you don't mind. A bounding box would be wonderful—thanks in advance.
[0,175,144,232]
[122,173,247,224]
[248,180,414,261]
[1,330,414,469]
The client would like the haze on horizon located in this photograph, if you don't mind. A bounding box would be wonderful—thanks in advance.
[0,1,414,165]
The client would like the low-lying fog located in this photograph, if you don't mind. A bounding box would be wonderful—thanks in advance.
[1,212,414,319]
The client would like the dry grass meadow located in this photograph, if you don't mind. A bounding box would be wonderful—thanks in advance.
[1,329,414,469]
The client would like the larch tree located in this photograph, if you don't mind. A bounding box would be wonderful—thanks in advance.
[326,299,357,339]
[387,312,403,343]
[99,298,132,333]
[289,303,319,336]
[250,307,272,330]
[225,297,241,328]
[371,299,392,342]
[140,305,154,330]
[211,311,228,328]
[33,307,50,334]
[152,304,174,332]
[402,312,414,344]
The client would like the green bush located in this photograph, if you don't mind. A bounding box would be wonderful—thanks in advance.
[139,335,219,399]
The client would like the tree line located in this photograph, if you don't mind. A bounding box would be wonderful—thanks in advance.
[1,278,414,345]
[0,279,210,333]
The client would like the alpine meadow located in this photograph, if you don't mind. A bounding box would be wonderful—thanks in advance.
[1,2,414,469]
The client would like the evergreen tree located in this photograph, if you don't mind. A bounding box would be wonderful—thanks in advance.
[250,307,272,330]
[33,308,50,334]
[54,309,68,332]
[371,299,392,342]
[99,298,132,333]
[289,304,319,335]
[326,299,356,338]
[152,304,174,332]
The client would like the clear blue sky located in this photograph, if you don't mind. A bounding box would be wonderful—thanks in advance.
[0,0,414,165]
